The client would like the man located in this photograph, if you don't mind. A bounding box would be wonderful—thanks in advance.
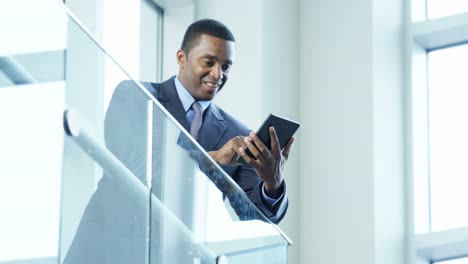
[65,19,294,263]
[144,19,294,222]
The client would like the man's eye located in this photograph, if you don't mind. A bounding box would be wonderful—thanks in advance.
[222,64,232,72]
[203,60,214,67]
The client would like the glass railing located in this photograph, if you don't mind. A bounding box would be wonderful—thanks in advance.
[0,0,291,263]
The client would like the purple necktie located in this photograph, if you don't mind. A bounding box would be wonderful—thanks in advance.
[190,101,202,140]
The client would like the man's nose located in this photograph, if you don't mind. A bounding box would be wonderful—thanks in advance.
[210,65,222,80]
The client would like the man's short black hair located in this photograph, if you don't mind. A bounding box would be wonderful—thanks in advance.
[181,19,235,55]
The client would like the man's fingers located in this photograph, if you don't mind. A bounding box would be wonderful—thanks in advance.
[233,136,248,148]
[238,147,261,168]
[228,136,247,156]
[269,127,281,160]
[243,135,252,145]
[249,132,272,159]
[282,136,295,160]
[246,139,266,162]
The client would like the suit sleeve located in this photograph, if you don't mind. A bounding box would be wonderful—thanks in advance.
[231,163,288,224]
[212,111,289,224]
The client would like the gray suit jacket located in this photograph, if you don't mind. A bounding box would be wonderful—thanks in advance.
[143,77,288,222]
[64,77,288,263]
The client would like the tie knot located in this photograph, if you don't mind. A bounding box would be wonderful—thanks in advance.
[191,101,202,114]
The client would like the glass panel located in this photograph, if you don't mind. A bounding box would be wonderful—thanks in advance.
[428,44,468,232]
[143,90,288,263]
[224,243,287,263]
[427,0,468,20]
[1,0,290,263]
[60,9,150,264]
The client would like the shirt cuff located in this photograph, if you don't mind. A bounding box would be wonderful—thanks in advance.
[261,181,286,206]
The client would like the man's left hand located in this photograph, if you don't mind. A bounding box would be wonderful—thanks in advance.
[238,127,295,199]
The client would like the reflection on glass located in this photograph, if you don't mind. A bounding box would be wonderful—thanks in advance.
[428,44,468,232]
[427,0,468,20]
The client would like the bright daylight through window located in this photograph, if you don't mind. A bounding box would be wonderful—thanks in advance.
[427,44,468,233]
[427,0,468,19]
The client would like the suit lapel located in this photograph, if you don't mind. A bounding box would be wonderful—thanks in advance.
[151,77,190,131]
[148,77,227,151]
[199,104,227,151]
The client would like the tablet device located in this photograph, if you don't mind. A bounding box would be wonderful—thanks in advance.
[239,114,300,164]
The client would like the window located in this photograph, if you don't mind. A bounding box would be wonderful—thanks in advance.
[427,0,468,20]
[102,0,164,109]
[409,1,468,263]
[436,257,468,264]
[427,45,468,232]
[140,0,164,82]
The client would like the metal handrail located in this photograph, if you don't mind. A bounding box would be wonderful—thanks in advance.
[0,56,37,85]
[63,109,222,263]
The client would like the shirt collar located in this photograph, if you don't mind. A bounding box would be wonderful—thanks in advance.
[174,76,211,113]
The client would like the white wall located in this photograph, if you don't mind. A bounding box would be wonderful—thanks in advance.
[299,0,405,263]
[260,1,300,263]
[161,0,195,79]
[195,0,264,129]
[372,0,406,262]
[299,0,375,262]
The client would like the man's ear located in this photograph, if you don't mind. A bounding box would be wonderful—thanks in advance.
[176,49,186,68]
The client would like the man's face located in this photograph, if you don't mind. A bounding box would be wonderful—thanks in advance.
[177,34,235,101]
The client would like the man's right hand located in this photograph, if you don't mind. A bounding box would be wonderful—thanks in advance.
[208,136,251,165]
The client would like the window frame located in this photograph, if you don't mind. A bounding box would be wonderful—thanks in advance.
[141,0,164,82]
[406,0,468,262]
